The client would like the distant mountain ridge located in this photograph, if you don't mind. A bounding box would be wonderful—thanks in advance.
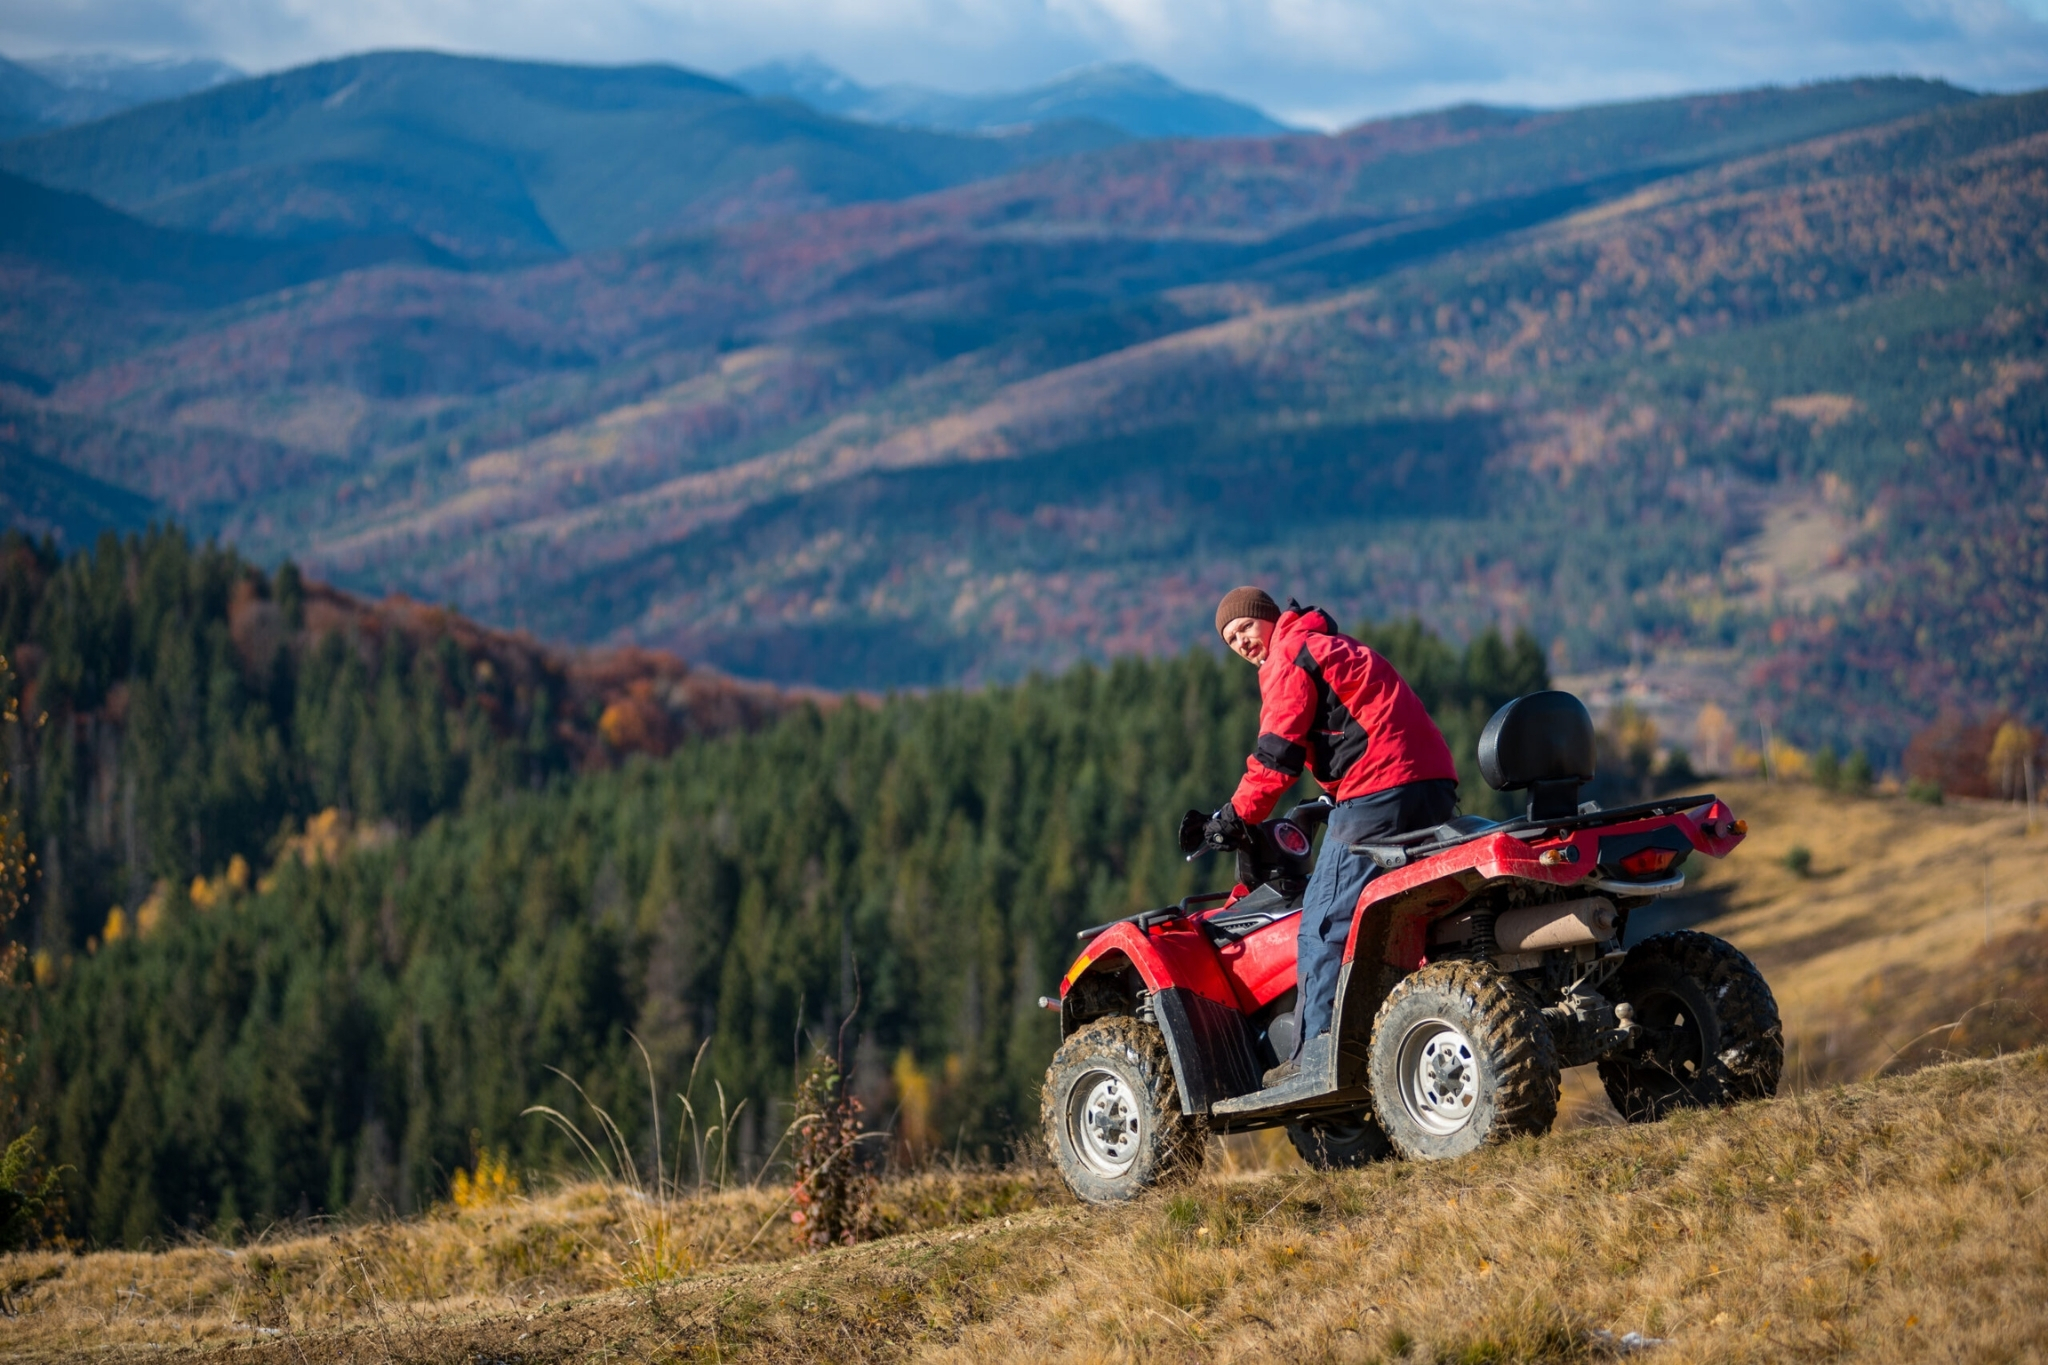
[0,50,238,135]
[0,50,1128,262]
[732,56,1292,138]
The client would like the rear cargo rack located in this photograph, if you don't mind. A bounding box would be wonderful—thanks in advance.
[1353,793,1719,868]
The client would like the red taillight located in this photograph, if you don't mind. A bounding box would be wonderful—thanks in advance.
[1619,848,1679,878]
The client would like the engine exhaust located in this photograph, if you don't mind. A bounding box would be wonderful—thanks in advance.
[1493,897,1618,954]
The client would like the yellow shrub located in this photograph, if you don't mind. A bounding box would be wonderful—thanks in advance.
[451,1148,520,1209]
[1769,737,1810,781]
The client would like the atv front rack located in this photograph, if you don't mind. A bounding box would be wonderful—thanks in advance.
[1076,891,1232,943]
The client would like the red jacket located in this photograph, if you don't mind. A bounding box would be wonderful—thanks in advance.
[1229,606,1457,822]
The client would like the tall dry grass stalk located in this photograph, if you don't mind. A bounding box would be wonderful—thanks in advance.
[522,1034,799,1285]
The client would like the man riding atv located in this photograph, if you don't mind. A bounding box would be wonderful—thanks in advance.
[1043,617,1776,1201]
[1209,586,1458,1089]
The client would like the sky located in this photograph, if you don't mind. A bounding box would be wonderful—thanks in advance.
[5,0,2048,129]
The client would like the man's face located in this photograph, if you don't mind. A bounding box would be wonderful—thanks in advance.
[1223,616,1272,664]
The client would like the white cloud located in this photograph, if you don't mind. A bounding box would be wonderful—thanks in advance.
[2,0,2045,128]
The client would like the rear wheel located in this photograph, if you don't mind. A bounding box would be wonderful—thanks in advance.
[1287,1111,1394,1169]
[1042,1016,1206,1204]
[1598,930,1782,1122]
[1367,961,1559,1161]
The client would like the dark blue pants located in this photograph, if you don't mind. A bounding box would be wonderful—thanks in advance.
[1293,778,1459,1053]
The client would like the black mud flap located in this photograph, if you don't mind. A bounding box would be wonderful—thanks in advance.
[1153,986,1262,1114]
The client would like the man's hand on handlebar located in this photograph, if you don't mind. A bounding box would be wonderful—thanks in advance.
[1204,804,1247,847]
[1179,804,1249,858]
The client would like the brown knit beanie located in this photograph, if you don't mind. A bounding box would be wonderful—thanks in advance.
[1215,586,1281,640]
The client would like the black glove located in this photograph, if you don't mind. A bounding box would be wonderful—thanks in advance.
[1202,804,1248,850]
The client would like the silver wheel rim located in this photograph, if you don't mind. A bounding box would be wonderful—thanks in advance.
[1396,1017,1482,1137]
[1067,1068,1142,1178]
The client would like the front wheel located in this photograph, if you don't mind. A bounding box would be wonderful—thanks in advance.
[1367,961,1560,1161]
[1041,1016,1206,1203]
[1598,930,1782,1122]
[1287,1111,1394,1169]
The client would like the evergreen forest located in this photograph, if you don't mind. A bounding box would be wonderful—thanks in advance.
[1,529,1545,1246]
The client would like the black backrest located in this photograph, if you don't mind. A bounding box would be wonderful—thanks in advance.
[1478,691,1596,820]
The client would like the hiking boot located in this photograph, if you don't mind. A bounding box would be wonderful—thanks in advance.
[1261,1031,1333,1094]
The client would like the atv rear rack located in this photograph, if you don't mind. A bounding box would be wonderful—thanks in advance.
[1352,792,1720,868]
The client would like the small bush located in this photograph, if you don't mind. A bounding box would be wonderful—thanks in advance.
[1784,845,1813,877]
[790,1048,875,1251]
[1906,779,1944,805]
[1842,749,1874,795]
[0,1127,65,1252]
[1811,747,1841,791]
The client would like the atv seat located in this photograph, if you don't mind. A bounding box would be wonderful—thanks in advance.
[1478,690,1598,822]
[1363,813,1497,851]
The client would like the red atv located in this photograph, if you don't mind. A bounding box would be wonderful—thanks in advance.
[1041,691,1782,1203]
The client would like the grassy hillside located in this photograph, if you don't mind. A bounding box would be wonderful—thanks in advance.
[0,52,1127,263]
[3,1051,2041,1361]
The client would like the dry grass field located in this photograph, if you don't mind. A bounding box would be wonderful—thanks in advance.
[5,779,2045,1363]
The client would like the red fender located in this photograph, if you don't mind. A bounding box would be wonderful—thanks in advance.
[1062,919,1236,1009]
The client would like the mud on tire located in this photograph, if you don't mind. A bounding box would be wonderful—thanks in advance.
[1367,961,1560,1161]
[1041,1016,1207,1204]
[1287,1111,1394,1169]
[1598,930,1783,1122]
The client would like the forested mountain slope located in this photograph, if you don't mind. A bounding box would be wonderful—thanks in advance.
[0,530,800,955]
[2,531,1544,1245]
[2,76,2041,752]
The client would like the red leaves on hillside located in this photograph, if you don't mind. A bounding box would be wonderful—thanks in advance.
[233,576,807,770]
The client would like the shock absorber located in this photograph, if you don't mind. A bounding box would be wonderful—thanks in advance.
[1467,907,1499,961]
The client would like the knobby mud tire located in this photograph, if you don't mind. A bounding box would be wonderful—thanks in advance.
[1598,930,1783,1122]
[1286,1111,1395,1169]
[1041,1016,1206,1204]
[1367,961,1560,1161]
